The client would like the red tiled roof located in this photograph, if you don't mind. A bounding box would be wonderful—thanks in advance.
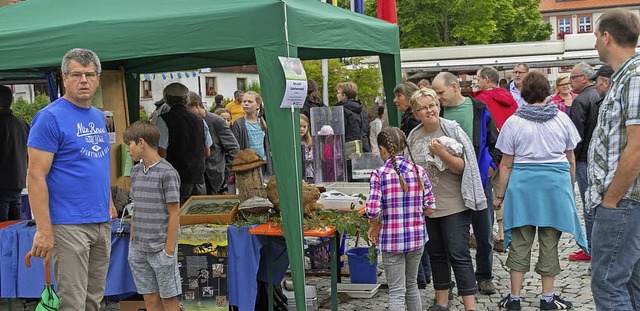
[539,0,640,13]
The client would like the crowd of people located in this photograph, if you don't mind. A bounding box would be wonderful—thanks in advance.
[362,9,640,311]
[0,8,638,311]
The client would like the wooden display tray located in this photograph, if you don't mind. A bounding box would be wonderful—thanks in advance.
[179,195,239,225]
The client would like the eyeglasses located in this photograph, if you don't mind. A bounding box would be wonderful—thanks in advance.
[415,102,439,112]
[570,75,585,80]
[513,71,528,75]
[67,71,99,81]
[558,83,571,87]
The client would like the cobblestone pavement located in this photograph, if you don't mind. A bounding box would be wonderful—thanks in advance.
[1,196,594,310]
[309,230,594,311]
[307,194,595,311]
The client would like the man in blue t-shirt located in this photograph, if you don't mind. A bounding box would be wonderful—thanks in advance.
[27,48,116,311]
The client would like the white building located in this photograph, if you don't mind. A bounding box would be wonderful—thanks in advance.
[139,66,260,114]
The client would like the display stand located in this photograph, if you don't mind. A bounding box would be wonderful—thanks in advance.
[249,223,340,311]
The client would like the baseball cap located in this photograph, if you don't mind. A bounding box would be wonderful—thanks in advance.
[589,65,614,81]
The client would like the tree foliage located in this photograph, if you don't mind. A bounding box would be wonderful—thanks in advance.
[303,58,382,108]
[364,0,552,48]
[12,93,50,124]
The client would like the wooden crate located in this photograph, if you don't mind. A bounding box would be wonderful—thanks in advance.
[179,195,239,225]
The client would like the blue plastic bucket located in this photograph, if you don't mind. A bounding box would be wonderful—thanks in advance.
[346,247,378,284]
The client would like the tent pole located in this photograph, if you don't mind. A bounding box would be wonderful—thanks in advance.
[255,44,307,311]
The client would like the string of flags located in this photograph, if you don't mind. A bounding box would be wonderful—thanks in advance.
[140,71,199,81]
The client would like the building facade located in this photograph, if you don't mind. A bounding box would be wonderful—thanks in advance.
[540,0,640,41]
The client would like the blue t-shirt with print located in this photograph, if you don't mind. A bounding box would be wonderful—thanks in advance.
[27,98,111,225]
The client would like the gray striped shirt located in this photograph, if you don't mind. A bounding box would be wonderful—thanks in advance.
[130,159,180,252]
[586,53,640,208]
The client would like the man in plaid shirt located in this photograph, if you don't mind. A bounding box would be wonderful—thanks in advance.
[588,9,640,310]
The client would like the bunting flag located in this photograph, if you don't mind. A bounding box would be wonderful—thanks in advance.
[140,71,199,81]
[377,0,397,24]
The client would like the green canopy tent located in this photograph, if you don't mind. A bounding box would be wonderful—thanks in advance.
[0,0,401,309]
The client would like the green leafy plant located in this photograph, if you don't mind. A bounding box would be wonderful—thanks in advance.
[12,93,50,124]
[139,106,149,121]
[245,80,261,94]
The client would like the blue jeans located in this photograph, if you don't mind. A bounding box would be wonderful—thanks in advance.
[576,162,593,252]
[426,210,477,296]
[471,205,494,282]
[591,199,640,311]
[0,189,22,222]
[417,244,432,283]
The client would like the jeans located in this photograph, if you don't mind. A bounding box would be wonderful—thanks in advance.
[426,210,477,296]
[417,245,432,283]
[576,162,593,252]
[471,205,494,282]
[383,247,424,311]
[591,199,640,311]
[0,189,22,222]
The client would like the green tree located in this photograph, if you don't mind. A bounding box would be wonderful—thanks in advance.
[303,58,382,108]
[12,93,50,124]
[364,0,551,48]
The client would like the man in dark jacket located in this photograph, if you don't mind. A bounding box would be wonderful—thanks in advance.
[567,62,608,262]
[433,71,501,295]
[474,66,519,252]
[186,92,239,195]
[394,82,421,137]
[0,86,29,222]
[157,83,212,204]
[335,82,370,152]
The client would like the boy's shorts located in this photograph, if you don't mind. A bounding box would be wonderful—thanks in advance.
[128,243,182,298]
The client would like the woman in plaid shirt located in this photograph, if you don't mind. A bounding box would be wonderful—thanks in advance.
[366,127,435,311]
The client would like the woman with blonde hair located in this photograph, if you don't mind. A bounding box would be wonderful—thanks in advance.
[548,76,576,114]
[406,88,486,311]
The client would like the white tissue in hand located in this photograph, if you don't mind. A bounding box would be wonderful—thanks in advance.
[425,136,464,171]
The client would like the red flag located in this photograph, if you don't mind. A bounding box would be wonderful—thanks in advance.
[377,0,397,24]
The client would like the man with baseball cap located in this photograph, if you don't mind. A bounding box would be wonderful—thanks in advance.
[589,65,613,98]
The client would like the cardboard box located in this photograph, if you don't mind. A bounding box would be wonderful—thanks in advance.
[178,243,229,311]
[179,195,239,225]
[119,300,147,311]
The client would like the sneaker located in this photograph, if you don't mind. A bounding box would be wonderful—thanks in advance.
[494,239,505,252]
[478,279,497,295]
[498,294,521,311]
[427,304,449,311]
[540,295,573,310]
[568,249,591,261]
[469,233,477,249]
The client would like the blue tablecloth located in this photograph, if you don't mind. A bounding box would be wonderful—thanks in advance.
[0,219,137,300]
[227,226,289,311]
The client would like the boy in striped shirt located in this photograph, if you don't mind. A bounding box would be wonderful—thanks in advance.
[124,121,182,311]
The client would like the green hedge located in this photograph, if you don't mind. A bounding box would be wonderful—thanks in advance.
[12,93,50,125]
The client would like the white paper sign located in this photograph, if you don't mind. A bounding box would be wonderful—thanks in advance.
[278,57,307,108]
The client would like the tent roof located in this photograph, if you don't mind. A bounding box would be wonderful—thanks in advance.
[0,0,399,73]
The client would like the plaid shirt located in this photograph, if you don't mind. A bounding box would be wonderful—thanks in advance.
[586,53,640,208]
[365,155,436,253]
